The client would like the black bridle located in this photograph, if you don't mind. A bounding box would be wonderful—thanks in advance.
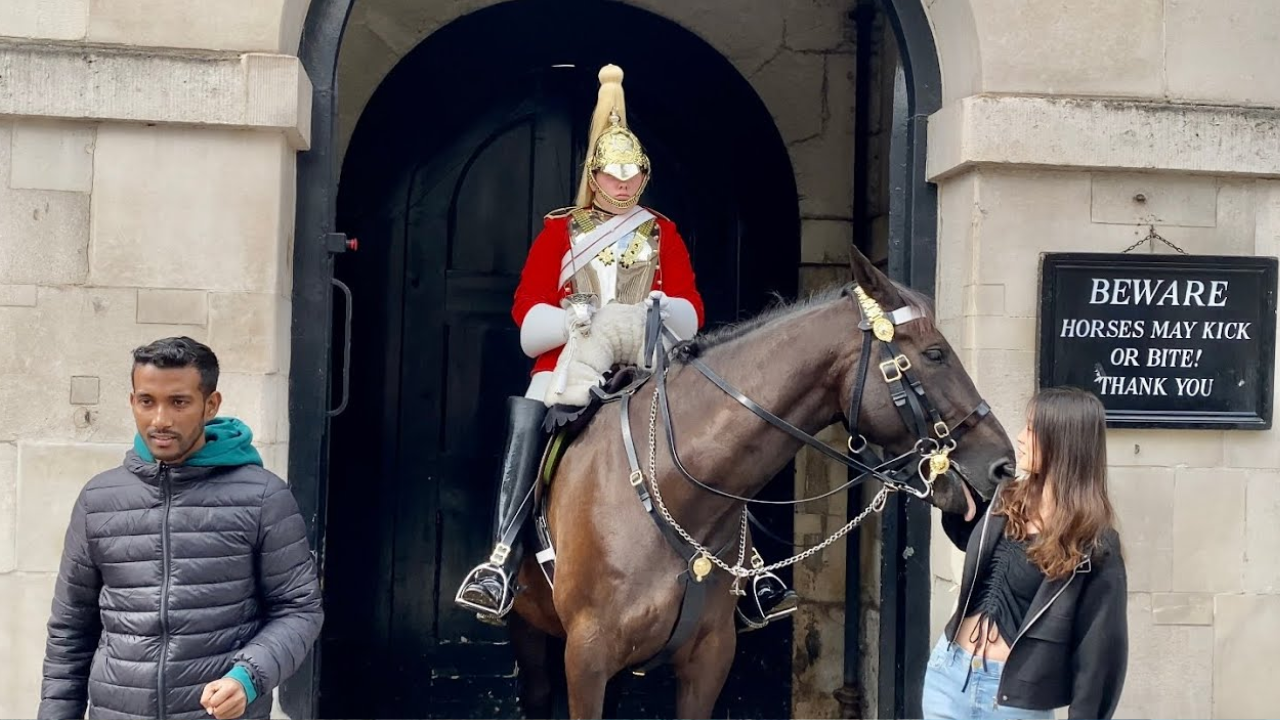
[636,283,991,505]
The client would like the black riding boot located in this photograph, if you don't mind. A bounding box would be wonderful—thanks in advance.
[455,396,547,625]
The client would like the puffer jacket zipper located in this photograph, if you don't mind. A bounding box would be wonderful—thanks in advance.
[158,463,172,719]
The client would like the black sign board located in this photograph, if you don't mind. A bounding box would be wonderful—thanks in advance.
[1039,253,1278,429]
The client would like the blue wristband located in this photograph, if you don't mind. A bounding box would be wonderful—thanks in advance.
[224,664,259,704]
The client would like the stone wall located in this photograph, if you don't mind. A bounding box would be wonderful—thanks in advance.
[0,7,307,714]
[924,3,1280,716]
[929,110,1280,718]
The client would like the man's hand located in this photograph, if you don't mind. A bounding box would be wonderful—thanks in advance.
[200,679,247,720]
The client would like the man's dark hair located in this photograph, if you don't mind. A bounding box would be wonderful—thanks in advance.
[131,337,220,396]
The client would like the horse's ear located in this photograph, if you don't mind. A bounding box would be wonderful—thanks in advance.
[850,244,902,308]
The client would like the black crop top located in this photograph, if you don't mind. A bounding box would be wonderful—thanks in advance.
[965,533,1043,647]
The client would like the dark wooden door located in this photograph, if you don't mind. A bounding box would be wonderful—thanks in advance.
[394,75,583,717]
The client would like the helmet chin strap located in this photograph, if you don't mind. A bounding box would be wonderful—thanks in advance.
[588,173,650,212]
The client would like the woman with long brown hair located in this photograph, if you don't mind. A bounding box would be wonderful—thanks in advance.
[923,386,1128,719]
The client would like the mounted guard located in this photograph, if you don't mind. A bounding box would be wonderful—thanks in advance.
[455,64,797,629]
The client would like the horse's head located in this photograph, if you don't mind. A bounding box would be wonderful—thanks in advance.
[838,248,1015,517]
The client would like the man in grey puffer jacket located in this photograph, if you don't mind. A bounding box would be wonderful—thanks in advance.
[39,337,323,720]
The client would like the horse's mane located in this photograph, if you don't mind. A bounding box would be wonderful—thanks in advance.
[678,280,934,361]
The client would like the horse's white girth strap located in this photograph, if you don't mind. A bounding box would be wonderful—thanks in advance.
[558,207,656,288]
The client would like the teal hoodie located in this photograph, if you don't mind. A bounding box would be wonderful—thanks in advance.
[133,416,264,468]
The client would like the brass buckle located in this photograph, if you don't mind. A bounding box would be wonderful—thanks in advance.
[630,470,645,487]
[934,421,950,439]
[488,543,511,566]
[879,354,911,383]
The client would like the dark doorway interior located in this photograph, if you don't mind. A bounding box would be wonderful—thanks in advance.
[322,1,800,717]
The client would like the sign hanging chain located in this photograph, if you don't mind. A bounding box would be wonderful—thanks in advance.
[1122,225,1188,255]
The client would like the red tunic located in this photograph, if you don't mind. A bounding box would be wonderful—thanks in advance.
[512,210,706,376]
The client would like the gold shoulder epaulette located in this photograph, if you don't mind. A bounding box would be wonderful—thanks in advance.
[570,208,598,233]
[544,206,577,220]
[645,207,671,223]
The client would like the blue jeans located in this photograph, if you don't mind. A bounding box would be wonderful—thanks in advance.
[921,637,1055,720]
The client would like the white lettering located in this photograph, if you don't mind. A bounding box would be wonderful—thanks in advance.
[1208,281,1229,307]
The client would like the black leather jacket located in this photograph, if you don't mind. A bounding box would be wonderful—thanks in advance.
[941,485,1128,719]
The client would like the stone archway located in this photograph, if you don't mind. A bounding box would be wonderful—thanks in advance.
[287,0,960,717]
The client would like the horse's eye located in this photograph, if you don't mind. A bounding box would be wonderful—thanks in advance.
[923,347,946,363]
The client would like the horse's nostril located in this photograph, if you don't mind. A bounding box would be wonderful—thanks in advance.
[990,458,1016,481]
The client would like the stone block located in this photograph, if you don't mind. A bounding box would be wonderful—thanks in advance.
[0,285,37,307]
[87,0,297,53]
[1112,593,1213,720]
[632,0,786,76]
[970,170,1095,317]
[1151,593,1213,626]
[794,518,846,603]
[16,441,128,572]
[963,284,1004,317]
[1090,173,1218,228]
[1213,594,1280,718]
[964,349,1034,428]
[782,0,853,52]
[792,133,855,220]
[1245,470,1280,593]
[973,0,1163,98]
[968,316,1036,353]
[0,44,310,149]
[1107,428,1224,468]
[216,373,288,445]
[1166,0,1280,107]
[89,126,291,294]
[260,443,289,482]
[935,173,979,322]
[0,572,58,720]
[0,0,88,40]
[751,50,826,145]
[800,219,852,265]
[0,287,205,443]
[791,602,845,718]
[1172,468,1245,593]
[69,376,99,406]
[1226,426,1280,470]
[1108,467,1175,593]
[1256,179,1280,257]
[136,289,208,326]
[930,576,960,645]
[209,293,287,374]
[0,123,89,286]
[0,442,15,572]
[9,121,95,193]
[928,95,1280,181]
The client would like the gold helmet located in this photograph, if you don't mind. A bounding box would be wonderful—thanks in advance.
[576,65,651,211]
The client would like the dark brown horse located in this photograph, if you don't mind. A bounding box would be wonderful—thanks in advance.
[510,248,1014,718]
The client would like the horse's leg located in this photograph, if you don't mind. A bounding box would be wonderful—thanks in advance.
[509,612,556,719]
[673,619,738,720]
[563,620,616,719]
